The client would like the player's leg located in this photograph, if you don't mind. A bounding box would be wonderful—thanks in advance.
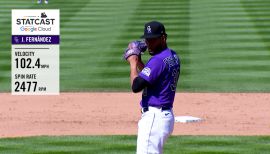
[37,0,41,4]
[136,111,155,154]
[147,108,174,154]
[158,110,174,153]
[45,0,48,4]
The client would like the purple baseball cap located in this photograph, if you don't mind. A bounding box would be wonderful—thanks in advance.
[141,21,166,39]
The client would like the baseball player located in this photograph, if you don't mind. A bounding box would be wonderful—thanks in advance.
[37,0,48,4]
[124,21,181,154]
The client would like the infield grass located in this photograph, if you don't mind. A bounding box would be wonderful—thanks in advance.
[0,0,270,92]
[0,135,270,154]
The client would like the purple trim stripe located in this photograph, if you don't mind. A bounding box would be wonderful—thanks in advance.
[12,35,60,44]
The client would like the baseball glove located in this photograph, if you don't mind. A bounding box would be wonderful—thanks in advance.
[123,40,147,60]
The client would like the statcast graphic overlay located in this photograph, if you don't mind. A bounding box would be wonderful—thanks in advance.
[12,10,60,95]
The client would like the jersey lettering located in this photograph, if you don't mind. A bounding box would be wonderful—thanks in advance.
[170,68,180,91]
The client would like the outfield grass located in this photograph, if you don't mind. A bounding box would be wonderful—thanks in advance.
[0,0,270,92]
[0,135,270,154]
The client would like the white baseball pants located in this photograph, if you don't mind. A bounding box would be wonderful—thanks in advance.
[136,106,174,154]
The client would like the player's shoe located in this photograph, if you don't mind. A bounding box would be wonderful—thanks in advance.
[37,0,42,4]
[45,0,48,4]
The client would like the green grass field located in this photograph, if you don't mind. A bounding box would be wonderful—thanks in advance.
[0,135,270,154]
[0,0,270,92]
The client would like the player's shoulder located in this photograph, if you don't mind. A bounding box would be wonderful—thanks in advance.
[170,49,181,61]
[147,56,163,67]
[148,48,178,63]
[154,48,171,58]
[170,49,177,55]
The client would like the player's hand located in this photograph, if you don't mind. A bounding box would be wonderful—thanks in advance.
[123,40,147,61]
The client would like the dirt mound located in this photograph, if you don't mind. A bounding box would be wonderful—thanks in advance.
[0,93,269,138]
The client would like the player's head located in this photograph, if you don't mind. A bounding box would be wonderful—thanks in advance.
[141,21,167,55]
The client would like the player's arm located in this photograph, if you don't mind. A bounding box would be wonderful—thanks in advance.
[137,56,145,71]
[127,55,148,93]
[132,76,148,93]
